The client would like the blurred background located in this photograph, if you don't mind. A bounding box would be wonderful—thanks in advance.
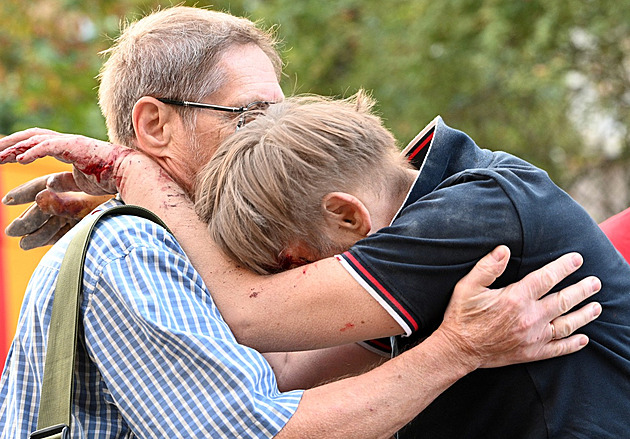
[1,0,629,366]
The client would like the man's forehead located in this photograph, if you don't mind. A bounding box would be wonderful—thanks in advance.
[212,44,284,106]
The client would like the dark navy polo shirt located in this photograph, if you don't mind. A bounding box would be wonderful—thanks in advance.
[338,116,630,438]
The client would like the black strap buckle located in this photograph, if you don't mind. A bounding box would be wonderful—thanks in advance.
[30,424,70,439]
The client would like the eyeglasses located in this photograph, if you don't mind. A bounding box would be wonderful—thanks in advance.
[157,98,272,130]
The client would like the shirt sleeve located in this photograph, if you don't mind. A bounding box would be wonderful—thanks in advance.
[339,172,523,337]
[81,216,302,437]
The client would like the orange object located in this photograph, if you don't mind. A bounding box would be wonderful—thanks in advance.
[0,159,71,371]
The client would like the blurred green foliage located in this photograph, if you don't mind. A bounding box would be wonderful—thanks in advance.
[1,0,629,188]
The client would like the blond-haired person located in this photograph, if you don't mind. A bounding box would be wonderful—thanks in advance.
[193,93,630,438]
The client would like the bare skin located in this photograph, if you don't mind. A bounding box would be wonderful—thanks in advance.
[0,127,604,439]
[0,133,602,358]
[0,28,606,437]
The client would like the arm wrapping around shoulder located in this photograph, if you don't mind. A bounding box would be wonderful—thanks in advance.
[343,173,522,337]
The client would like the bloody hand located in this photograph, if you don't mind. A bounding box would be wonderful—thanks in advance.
[0,129,138,249]
[0,128,137,195]
[2,175,112,249]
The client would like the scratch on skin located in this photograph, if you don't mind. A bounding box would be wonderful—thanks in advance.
[340,322,355,332]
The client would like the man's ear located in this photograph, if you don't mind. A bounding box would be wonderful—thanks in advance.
[132,96,176,156]
[322,192,372,237]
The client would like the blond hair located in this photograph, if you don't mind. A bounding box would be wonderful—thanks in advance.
[98,6,282,146]
[195,91,410,274]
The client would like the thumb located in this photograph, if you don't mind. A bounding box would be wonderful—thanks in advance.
[463,245,511,291]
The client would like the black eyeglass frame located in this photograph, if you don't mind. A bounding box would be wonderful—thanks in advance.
[157,98,272,129]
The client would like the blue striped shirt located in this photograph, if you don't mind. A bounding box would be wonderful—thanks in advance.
[0,199,302,438]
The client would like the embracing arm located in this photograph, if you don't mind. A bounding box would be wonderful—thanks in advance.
[0,132,604,438]
[265,344,387,392]
[0,132,602,354]
[0,132,398,349]
[110,152,405,350]
[279,328,472,438]
[277,244,600,438]
[114,155,602,355]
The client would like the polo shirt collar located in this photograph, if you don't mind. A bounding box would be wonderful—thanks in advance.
[393,116,493,222]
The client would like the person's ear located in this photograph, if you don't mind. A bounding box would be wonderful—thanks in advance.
[132,96,176,157]
[322,192,372,237]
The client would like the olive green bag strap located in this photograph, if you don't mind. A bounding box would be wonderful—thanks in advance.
[30,205,170,439]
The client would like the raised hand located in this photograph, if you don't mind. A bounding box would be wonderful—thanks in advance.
[0,128,137,195]
[440,245,601,369]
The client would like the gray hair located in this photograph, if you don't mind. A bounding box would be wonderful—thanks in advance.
[98,6,282,146]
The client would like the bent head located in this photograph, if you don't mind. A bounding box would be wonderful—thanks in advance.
[195,91,413,274]
[98,6,283,195]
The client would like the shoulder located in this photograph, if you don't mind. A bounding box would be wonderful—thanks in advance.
[80,202,218,333]
[83,200,186,266]
[77,200,206,301]
[90,210,184,261]
[398,172,522,241]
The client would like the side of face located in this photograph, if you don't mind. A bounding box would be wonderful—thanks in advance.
[133,43,284,196]
[279,191,374,270]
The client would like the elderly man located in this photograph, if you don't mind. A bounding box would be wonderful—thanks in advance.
[0,6,600,439]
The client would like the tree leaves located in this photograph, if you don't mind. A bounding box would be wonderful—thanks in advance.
[2,0,628,203]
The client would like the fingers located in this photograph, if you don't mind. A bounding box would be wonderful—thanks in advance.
[2,175,49,205]
[0,135,72,165]
[535,294,602,360]
[518,252,584,301]
[46,172,82,192]
[1,132,135,196]
[534,334,591,361]
[518,277,602,362]
[4,190,107,250]
[540,276,602,322]
[35,191,111,219]
[456,245,511,292]
[0,133,91,165]
[5,203,52,236]
[0,128,58,153]
[18,216,69,250]
[0,135,50,163]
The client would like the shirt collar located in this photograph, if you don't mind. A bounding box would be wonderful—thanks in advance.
[401,115,439,169]
[391,116,492,223]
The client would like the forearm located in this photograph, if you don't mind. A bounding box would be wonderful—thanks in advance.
[276,329,474,439]
[1,132,603,370]
[117,157,402,352]
[265,344,387,392]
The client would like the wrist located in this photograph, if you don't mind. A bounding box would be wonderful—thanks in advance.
[428,326,482,374]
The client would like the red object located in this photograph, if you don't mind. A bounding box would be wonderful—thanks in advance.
[600,207,630,264]
[0,178,7,370]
